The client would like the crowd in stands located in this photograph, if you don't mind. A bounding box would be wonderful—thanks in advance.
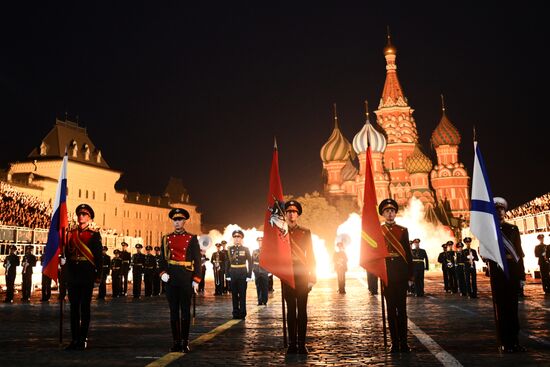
[508,193,550,218]
[0,181,51,228]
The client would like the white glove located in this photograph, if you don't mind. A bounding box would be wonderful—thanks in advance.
[161,273,170,282]
[307,282,314,292]
[246,277,252,282]
[192,281,199,293]
[467,255,473,260]
[226,277,231,281]
[520,280,526,287]
[268,273,272,277]
[408,280,414,287]
[60,257,66,266]
[543,252,547,257]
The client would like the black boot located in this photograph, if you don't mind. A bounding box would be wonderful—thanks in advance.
[181,340,190,353]
[297,342,309,355]
[169,321,182,352]
[286,342,298,354]
[181,318,190,352]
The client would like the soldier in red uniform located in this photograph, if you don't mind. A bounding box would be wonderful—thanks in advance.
[283,200,316,355]
[158,208,202,353]
[64,204,103,350]
[379,198,413,353]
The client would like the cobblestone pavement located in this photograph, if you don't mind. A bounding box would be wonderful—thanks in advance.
[1,272,549,366]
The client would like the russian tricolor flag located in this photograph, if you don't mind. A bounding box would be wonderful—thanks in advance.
[42,153,68,283]
[470,141,508,277]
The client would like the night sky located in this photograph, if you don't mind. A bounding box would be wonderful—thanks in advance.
[1,3,547,228]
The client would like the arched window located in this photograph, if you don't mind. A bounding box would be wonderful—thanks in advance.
[83,144,90,160]
[71,141,78,157]
[40,142,48,155]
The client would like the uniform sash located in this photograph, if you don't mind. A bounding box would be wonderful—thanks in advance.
[70,229,95,266]
[381,225,408,263]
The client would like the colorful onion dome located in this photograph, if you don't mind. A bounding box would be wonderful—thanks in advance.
[320,105,353,162]
[431,96,461,147]
[353,101,387,154]
[405,144,433,174]
[383,32,396,56]
[341,159,358,181]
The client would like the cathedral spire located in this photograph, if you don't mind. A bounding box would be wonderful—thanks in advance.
[380,31,406,108]
[441,94,446,113]
[333,102,339,128]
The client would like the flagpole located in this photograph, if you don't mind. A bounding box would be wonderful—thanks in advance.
[59,227,65,346]
[487,261,502,347]
[281,280,287,348]
[380,280,387,350]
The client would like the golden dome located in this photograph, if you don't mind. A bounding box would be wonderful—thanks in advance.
[405,144,433,174]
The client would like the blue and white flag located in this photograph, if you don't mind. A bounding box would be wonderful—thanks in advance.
[470,141,508,277]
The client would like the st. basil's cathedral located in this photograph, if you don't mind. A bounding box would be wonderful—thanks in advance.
[320,35,470,223]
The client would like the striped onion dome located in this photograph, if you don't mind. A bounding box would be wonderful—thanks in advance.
[320,107,353,162]
[353,110,387,154]
[431,98,461,147]
[405,144,433,174]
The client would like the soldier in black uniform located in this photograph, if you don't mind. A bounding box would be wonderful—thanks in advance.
[252,237,269,305]
[490,197,526,353]
[132,244,145,299]
[463,237,479,298]
[198,250,208,293]
[438,241,457,293]
[111,250,122,297]
[21,245,37,302]
[58,253,68,301]
[534,234,550,294]
[221,240,230,293]
[153,246,163,296]
[143,245,156,297]
[41,255,52,301]
[454,242,468,296]
[437,244,449,292]
[367,271,379,296]
[98,246,111,300]
[379,198,413,353]
[64,204,103,350]
[211,243,225,296]
[256,236,274,293]
[226,229,252,319]
[411,238,429,297]
[333,241,348,294]
[119,242,131,296]
[3,245,19,303]
[283,200,316,355]
[159,208,202,353]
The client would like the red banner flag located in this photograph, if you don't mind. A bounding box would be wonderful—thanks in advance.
[259,141,295,289]
[360,147,388,286]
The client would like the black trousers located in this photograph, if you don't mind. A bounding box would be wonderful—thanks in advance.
[367,271,378,294]
[42,274,52,301]
[412,262,425,296]
[98,273,108,299]
[153,272,161,296]
[144,271,153,296]
[133,271,143,297]
[465,265,477,297]
[121,270,129,295]
[165,267,193,340]
[336,270,346,292]
[5,273,16,301]
[540,262,550,293]
[68,283,94,342]
[255,272,269,304]
[214,269,224,295]
[22,272,33,300]
[455,265,467,295]
[384,258,408,347]
[282,274,309,345]
[489,261,520,348]
[230,272,248,318]
[111,271,121,297]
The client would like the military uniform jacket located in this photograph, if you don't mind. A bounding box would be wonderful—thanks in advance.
[225,244,252,278]
[65,226,103,286]
[412,248,429,270]
[132,253,145,273]
[144,254,156,273]
[252,249,268,276]
[120,251,131,272]
[463,248,479,268]
[500,221,525,281]
[211,250,225,271]
[288,225,316,283]
[455,250,468,266]
[3,254,20,278]
[159,231,202,284]
[438,250,455,268]
[22,253,37,274]
[535,244,550,266]
[111,257,122,272]
[102,254,111,276]
[381,222,413,281]
[333,251,348,272]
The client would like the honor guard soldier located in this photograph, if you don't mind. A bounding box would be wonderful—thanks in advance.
[153,246,163,296]
[463,237,479,298]
[379,199,413,353]
[225,229,252,319]
[132,244,145,298]
[534,234,550,294]
[198,250,208,293]
[211,243,226,296]
[252,237,269,305]
[3,245,19,303]
[490,197,526,353]
[98,246,111,300]
[438,241,457,293]
[58,253,68,301]
[21,245,37,302]
[454,242,468,296]
[411,239,428,297]
[111,250,122,297]
[143,245,156,297]
[119,242,131,296]
[41,255,52,301]
[257,236,274,293]
[333,241,348,294]
[64,204,103,350]
[283,200,316,354]
[221,240,230,293]
[159,208,201,353]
